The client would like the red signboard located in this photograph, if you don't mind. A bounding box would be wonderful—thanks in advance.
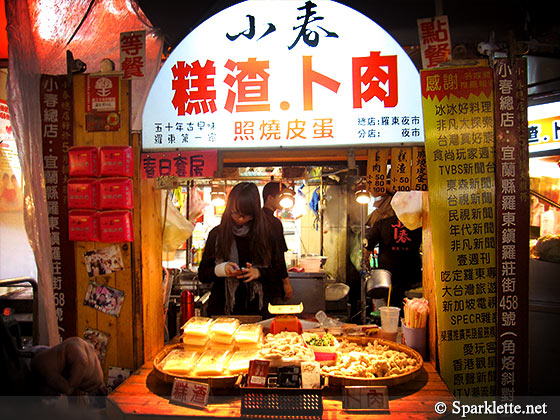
[85,75,120,113]
[141,150,218,179]
[120,30,146,80]
[40,74,77,339]
[417,15,453,69]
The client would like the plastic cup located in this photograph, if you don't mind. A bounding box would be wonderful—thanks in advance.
[379,306,400,333]
[402,324,427,358]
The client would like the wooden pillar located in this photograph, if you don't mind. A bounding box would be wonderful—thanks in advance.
[73,74,163,376]
[421,191,438,367]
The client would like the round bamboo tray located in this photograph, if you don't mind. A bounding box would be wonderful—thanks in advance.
[152,343,240,388]
[322,337,423,388]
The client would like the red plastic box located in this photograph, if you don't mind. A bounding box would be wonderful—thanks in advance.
[68,146,99,177]
[68,210,99,241]
[67,178,99,209]
[99,177,133,209]
[99,146,134,177]
[98,210,133,242]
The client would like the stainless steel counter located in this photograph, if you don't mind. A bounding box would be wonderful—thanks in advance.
[284,271,327,314]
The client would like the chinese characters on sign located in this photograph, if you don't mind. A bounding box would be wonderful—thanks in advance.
[412,146,428,191]
[528,107,560,153]
[170,378,210,408]
[40,75,77,339]
[120,30,146,80]
[143,0,424,150]
[493,58,529,400]
[366,147,427,195]
[417,16,452,69]
[141,150,218,179]
[343,386,389,410]
[366,148,389,195]
[391,147,412,192]
[422,66,496,397]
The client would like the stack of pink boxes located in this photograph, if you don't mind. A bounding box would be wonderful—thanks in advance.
[67,145,134,242]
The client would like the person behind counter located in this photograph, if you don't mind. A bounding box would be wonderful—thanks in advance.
[365,191,422,314]
[262,181,293,304]
[197,181,286,316]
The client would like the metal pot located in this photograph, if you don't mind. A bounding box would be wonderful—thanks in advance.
[365,269,392,299]
[325,283,350,301]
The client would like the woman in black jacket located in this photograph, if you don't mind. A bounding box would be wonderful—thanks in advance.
[197,182,285,316]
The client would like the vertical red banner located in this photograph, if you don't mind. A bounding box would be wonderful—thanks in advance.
[40,75,77,339]
[493,58,529,399]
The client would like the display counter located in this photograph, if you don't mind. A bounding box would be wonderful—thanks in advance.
[107,357,454,420]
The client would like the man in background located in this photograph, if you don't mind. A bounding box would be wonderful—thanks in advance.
[262,181,293,308]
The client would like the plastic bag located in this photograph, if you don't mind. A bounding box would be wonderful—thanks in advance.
[531,234,560,263]
[162,196,194,255]
[391,191,423,230]
[350,230,363,272]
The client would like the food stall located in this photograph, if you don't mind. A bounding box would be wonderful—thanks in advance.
[107,315,453,420]
[106,2,455,418]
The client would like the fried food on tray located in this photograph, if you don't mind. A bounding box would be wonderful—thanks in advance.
[321,339,419,379]
[258,331,314,361]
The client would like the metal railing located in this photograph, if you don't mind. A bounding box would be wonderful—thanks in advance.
[0,277,38,345]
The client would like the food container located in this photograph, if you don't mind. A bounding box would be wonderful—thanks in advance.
[302,332,339,353]
[299,255,327,272]
[226,350,260,375]
[159,348,201,376]
[191,349,233,376]
[365,269,392,298]
[181,316,214,336]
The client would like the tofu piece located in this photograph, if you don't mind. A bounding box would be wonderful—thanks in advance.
[234,323,263,345]
[160,348,201,376]
[226,350,260,375]
[181,317,214,337]
[210,317,240,336]
[182,333,209,348]
[192,349,233,376]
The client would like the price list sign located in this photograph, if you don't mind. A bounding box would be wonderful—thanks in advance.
[493,58,529,400]
[366,148,389,195]
[422,65,497,397]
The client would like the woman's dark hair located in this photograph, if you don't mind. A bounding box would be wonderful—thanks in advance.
[216,182,271,265]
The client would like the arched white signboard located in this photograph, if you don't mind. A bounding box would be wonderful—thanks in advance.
[142,0,424,150]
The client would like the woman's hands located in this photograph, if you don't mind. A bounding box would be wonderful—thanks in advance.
[224,262,260,283]
[239,262,260,283]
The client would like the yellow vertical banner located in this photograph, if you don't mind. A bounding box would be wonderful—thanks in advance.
[412,146,428,191]
[421,66,497,397]
[366,148,389,195]
[390,147,412,191]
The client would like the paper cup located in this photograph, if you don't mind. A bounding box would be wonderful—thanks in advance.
[379,306,400,333]
[402,324,427,358]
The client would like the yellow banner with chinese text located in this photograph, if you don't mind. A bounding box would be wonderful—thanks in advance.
[421,65,497,397]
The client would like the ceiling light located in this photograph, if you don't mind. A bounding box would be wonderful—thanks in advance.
[354,180,371,204]
[211,184,226,207]
[279,187,295,209]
